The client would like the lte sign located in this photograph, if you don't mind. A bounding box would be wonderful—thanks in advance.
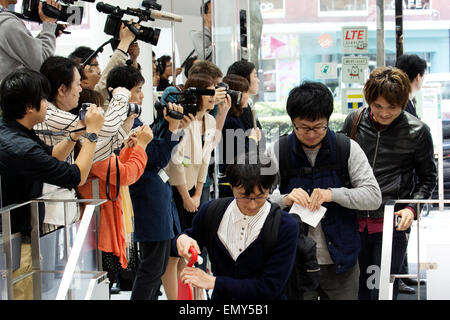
[342,26,368,54]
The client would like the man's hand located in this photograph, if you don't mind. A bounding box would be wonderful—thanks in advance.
[180,267,216,290]
[38,0,62,24]
[84,105,104,135]
[395,208,415,231]
[308,188,332,212]
[283,187,310,208]
[117,21,138,52]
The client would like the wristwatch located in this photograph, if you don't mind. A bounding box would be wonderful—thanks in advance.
[85,132,98,143]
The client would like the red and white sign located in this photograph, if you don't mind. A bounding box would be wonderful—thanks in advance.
[342,26,368,54]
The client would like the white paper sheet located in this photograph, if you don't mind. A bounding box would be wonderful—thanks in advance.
[289,203,327,228]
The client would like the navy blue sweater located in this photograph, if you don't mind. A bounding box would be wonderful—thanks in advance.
[175,199,299,300]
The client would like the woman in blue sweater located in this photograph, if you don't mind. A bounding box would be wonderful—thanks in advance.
[175,153,299,300]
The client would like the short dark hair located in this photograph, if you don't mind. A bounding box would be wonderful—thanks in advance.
[157,55,172,76]
[106,65,145,91]
[395,54,427,82]
[226,152,276,196]
[40,56,79,102]
[183,73,214,111]
[184,56,199,79]
[0,69,50,120]
[222,74,249,117]
[226,60,255,84]
[286,81,334,122]
[364,66,411,109]
[188,60,223,80]
[68,46,95,65]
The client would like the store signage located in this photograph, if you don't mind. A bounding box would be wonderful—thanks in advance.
[341,88,365,114]
[341,56,369,84]
[342,26,368,54]
[314,62,338,80]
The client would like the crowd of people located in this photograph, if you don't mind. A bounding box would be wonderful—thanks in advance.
[0,0,437,302]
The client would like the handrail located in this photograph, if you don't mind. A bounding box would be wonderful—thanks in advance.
[379,199,450,300]
[1,177,104,300]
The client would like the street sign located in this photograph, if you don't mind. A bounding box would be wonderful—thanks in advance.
[314,62,338,80]
[342,26,369,54]
[341,56,369,84]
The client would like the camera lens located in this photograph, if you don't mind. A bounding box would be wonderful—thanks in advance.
[128,103,142,117]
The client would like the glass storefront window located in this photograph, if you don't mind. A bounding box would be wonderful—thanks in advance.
[249,0,450,139]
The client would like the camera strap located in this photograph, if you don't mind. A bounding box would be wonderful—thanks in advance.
[105,154,120,202]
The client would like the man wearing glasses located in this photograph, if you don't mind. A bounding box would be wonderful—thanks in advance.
[174,153,299,300]
[269,81,381,300]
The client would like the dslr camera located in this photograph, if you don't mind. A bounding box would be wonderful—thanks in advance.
[216,82,242,106]
[79,102,141,120]
[21,0,92,24]
[96,1,161,46]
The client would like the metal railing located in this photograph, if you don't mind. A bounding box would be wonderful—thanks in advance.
[379,199,450,300]
[0,179,106,300]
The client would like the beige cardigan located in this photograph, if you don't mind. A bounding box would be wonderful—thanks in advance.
[165,113,216,190]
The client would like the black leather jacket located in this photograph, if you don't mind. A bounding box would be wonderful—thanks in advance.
[341,108,437,218]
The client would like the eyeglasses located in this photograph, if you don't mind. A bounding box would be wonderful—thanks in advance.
[293,123,328,134]
[235,196,268,204]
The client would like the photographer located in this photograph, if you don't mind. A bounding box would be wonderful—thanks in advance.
[68,22,139,108]
[0,69,104,299]
[156,55,182,92]
[0,0,62,83]
[162,73,219,299]
[36,56,134,163]
[129,102,194,300]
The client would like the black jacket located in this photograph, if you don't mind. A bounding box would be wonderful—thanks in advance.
[0,118,81,235]
[341,108,436,218]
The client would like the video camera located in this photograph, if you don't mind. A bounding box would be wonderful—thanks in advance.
[162,87,216,119]
[96,1,163,46]
[79,102,141,120]
[21,0,94,25]
[216,82,243,107]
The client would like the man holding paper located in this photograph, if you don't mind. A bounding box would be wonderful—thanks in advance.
[269,81,381,300]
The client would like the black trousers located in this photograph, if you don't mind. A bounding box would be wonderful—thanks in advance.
[130,240,171,300]
[358,228,408,300]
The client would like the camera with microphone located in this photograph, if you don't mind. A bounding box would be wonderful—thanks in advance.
[96,1,181,46]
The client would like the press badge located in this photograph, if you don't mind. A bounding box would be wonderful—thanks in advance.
[158,169,169,183]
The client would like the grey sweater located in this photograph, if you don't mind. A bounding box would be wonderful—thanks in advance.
[0,9,56,83]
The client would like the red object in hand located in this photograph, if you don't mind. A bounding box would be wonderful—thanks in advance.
[177,246,199,300]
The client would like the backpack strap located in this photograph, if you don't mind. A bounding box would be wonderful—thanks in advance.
[204,197,234,259]
[335,132,352,188]
[349,106,366,141]
[261,203,282,261]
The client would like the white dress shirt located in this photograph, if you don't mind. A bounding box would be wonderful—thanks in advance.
[217,199,271,261]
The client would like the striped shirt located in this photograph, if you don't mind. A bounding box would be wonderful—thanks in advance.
[217,200,271,261]
[34,90,130,163]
